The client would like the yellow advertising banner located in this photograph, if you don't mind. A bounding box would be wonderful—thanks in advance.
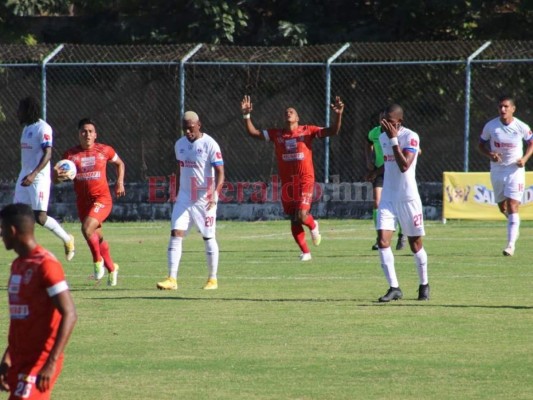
[443,171,533,220]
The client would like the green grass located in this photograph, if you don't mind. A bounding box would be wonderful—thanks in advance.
[0,219,532,400]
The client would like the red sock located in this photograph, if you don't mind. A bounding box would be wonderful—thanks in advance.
[100,240,115,272]
[291,223,310,254]
[302,214,316,230]
[87,233,102,263]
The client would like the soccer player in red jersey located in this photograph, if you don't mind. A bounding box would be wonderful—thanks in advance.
[54,118,125,286]
[0,203,77,400]
[241,95,344,260]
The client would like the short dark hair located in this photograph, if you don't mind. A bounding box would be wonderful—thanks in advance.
[78,117,97,130]
[19,96,41,124]
[498,95,515,106]
[0,203,35,234]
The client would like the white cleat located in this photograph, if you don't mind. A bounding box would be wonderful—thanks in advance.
[502,245,515,257]
[311,221,321,246]
[299,253,312,261]
[108,264,119,286]
[94,259,105,280]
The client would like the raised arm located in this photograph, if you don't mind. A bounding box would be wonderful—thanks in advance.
[321,96,345,137]
[241,95,265,140]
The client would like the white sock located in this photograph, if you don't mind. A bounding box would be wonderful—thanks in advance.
[507,213,520,247]
[167,236,183,279]
[43,216,71,243]
[414,247,428,285]
[204,237,219,279]
[378,247,399,288]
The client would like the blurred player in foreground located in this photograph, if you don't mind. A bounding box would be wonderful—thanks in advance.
[478,95,533,256]
[15,96,75,261]
[241,95,344,261]
[0,203,77,399]
[365,109,406,251]
[375,104,429,302]
[157,111,225,291]
[55,118,125,286]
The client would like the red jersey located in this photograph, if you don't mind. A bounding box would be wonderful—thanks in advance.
[7,245,69,365]
[63,143,117,203]
[264,125,324,184]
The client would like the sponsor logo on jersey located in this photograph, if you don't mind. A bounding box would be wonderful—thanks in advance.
[216,152,222,159]
[282,152,304,161]
[494,141,516,148]
[44,134,51,141]
[9,304,29,319]
[410,138,418,147]
[9,275,22,294]
[81,156,96,167]
[77,171,101,180]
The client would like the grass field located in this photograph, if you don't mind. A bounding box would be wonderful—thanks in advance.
[0,219,532,400]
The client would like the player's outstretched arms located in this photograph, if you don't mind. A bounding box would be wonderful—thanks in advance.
[241,95,264,140]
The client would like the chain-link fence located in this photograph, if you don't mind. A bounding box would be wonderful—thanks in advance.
[1,41,532,186]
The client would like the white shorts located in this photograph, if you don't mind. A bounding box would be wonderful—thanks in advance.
[171,200,217,238]
[13,177,51,212]
[377,199,425,237]
[491,167,525,203]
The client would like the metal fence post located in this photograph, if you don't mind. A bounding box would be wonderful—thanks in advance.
[324,43,350,183]
[179,44,203,125]
[41,44,64,120]
[463,41,491,172]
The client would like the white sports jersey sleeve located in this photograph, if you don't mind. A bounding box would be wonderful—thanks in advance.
[379,127,421,202]
[481,117,532,169]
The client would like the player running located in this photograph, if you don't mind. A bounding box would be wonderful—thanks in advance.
[14,96,75,261]
[55,118,125,286]
[241,95,344,261]
[157,111,225,291]
[375,104,429,302]
[478,95,533,256]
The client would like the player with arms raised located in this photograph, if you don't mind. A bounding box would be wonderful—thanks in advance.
[56,118,125,286]
[241,95,344,261]
[478,95,533,256]
[375,104,429,302]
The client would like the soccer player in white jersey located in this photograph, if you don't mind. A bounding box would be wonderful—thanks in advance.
[14,96,75,261]
[478,95,533,256]
[157,111,225,291]
[375,104,429,302]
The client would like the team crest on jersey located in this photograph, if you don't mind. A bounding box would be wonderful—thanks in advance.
[197,148,203,155]
[23,269,33,284]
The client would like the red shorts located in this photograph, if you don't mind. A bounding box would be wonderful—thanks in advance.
[8,357,63,400]
[281,180,314,215]
[77,199,112,224]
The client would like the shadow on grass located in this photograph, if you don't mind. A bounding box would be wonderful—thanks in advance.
[82,294,533,309]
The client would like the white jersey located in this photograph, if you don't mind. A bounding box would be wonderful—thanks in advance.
[480,117,532,171]
[19,119,53,182]
[379,127,421,202]
[175,133,223,204]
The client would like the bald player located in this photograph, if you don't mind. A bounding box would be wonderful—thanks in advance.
[157,111,225,291]
[241,95,344,261]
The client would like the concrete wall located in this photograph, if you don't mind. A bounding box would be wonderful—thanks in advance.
[0,181,443,222]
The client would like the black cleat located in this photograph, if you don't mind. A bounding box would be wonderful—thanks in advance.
[371,242,379,251]
[378,287,403,302]
[395,234,406,250]
[418,284,430,301]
